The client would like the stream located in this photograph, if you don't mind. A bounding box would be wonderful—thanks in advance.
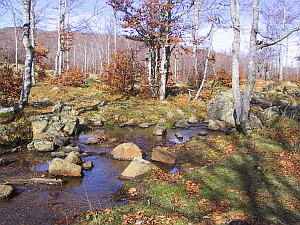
[0,124,214,224]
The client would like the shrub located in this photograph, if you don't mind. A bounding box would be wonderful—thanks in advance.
[46,69,87,87]
[101,49,140,94]
[0,66,23,107]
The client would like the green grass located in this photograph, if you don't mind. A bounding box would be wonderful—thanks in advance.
[77,130,300,225]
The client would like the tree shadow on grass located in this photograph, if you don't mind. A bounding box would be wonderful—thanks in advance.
[194,150,300,224]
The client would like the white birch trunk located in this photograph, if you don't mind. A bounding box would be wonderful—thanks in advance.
[19,0,34,109]
[241,0,259,134]
[194,24,215,100]
[230,0,242,126]
[279,0,287,81]
[30,0,36,84]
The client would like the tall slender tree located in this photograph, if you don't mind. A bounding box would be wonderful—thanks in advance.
[230,0,300,134]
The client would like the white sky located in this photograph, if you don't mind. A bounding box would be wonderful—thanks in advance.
[0,0,299,67]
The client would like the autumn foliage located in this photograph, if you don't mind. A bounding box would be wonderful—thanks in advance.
[101,49,143,94]
[0,66,23,107]
[47,69,87,87]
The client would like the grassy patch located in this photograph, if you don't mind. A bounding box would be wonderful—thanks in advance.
[77,130,300,225]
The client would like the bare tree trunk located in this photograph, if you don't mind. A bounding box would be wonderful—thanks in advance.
[30,0,36,84]
[114,11,117,53]
[240,0,259,134]
[279,0,287,81]
[192,0,200,79]
[230,0,242,126]
[19,0,34,109]
[195,23,215,100]
[55,0,67,75]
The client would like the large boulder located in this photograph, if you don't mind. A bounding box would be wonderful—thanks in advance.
[119,157,157,179]
[29,115,64,137]
[65,151,82,165]
[151,146,176,164]
[264,106,280,121]
[49,158,83,177]
[207,95,234,121]
[0,185,14,200]
[111,142,142,160]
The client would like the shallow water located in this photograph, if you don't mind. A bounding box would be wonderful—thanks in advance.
[0,124,212,224]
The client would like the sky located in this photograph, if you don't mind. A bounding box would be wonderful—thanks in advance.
[0,0,299,67]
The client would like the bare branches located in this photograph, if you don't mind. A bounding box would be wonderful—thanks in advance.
[257,22,300,50]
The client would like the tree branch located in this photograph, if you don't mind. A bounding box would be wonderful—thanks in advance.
[257,23,300,50]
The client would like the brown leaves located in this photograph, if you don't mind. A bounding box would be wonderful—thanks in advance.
[0,66,22,107]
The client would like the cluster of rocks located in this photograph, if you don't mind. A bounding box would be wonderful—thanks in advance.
[27,102,82,152]
[49,151,93,177]
[110,142,177,179]
[206,89,300,132]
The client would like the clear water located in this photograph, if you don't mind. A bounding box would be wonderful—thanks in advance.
[0,124,212,224]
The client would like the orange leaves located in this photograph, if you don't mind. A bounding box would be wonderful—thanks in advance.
[0,66,23,107]
[101,49,143,94]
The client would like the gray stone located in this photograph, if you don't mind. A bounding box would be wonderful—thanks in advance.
[34,131,70,147]
[175,119,189,128]
[0,185,14,200]
[166,111,174,119]
[65,151,82,165]
[139,123,153,128]
[208,120,221,131]
[175,132,183,140]
[153,125,167,136]
[249,114,263,129]
[49,158,83,177]
[188,116,198,124]
[120,157,157,179]
[125,119,136,126]
[198,130,208,136]
[61,145,81,153]
[61,116,79,135]
[33,140,55,152]
[82,161,94,170]
[51,151,66,158]
[220,109,236,127]
[207,95,233,121]
[264,106,280,121]
[111,142,142,160]
[177,109,186,119]
[85,136,100,145]
[157,118,166,126]
[151,146,176,164]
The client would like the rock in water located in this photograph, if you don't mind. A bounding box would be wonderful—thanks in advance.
[120,157,157,179]
[175,119,189,128]
[85,136,100,145]
[111,142,142,160]
[49,158,83,177]
[151,146,176,164]
[0,185,14,199]
[198,129,208,136]
[65,151,82,165]
[153,125,167,136]
[82,161,94,170]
